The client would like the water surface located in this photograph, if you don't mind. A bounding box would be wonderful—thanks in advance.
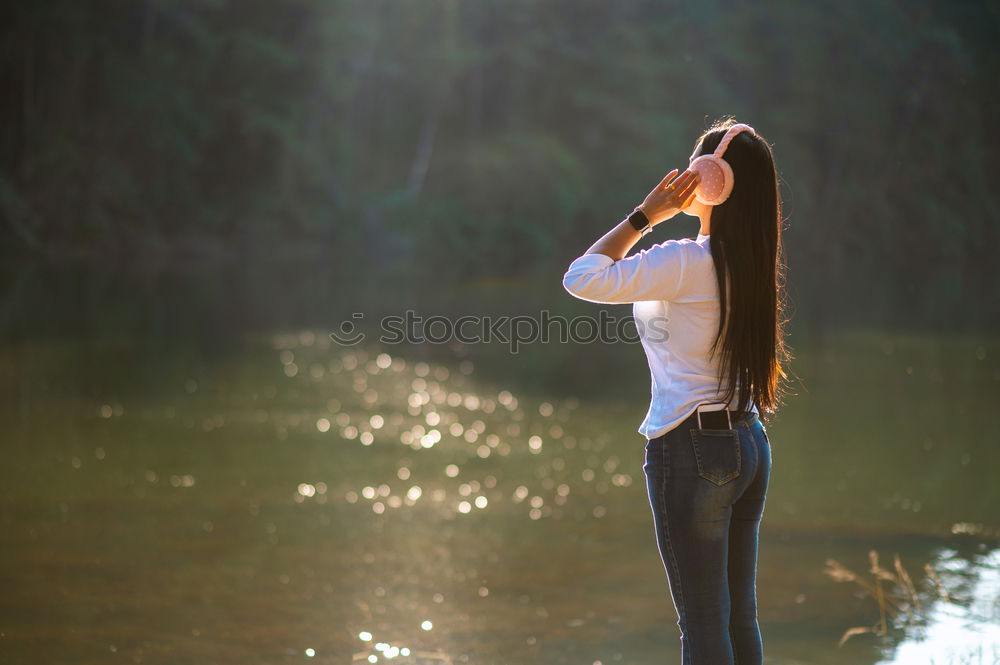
[1,329,997,664]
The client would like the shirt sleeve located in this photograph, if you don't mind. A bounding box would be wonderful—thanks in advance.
[561,240,689,304]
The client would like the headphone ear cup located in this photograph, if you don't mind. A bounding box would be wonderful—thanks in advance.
[690,154,735,206]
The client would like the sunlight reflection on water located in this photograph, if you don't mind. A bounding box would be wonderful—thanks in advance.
[2,329,999,665]
[270,331,626,527]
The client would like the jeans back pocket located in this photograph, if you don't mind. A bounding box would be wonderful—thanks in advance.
[689,428,741,486]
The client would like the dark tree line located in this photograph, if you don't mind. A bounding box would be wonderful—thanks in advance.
[2,0,998,331]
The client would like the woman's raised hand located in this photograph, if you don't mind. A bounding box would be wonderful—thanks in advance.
[638,168,700,226]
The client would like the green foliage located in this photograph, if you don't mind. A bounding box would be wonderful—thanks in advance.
[1,0,997,329]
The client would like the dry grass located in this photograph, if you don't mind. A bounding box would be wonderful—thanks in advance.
[823,549,950,647]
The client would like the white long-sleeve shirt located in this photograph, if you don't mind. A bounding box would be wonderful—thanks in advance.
[562,232,758,439]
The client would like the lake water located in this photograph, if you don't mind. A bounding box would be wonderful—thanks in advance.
[1,328,998,665]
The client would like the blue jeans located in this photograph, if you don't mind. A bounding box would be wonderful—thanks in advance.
[642,408,772,665]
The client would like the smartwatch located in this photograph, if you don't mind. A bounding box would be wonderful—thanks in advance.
[627,207,652,236]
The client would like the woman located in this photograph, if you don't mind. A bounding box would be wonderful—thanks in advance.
[561,116,791,665]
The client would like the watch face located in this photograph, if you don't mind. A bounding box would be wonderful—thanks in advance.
[629,210,648,232]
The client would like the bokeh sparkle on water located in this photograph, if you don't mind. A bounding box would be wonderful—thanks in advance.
[1,329,998,665]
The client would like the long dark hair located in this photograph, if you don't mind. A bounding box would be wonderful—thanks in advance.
[692,116,792,423]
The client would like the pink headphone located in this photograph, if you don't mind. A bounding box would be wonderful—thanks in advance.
[689,123,757,206]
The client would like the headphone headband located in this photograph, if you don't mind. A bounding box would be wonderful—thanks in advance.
[712,123,756,158]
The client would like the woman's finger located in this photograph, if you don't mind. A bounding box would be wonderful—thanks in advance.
[671,174,699,200]
[660,169,684,189]
[674,191,695,210]
[681,175,700,196]
[666,169,697,191]
[658,169,680,189]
